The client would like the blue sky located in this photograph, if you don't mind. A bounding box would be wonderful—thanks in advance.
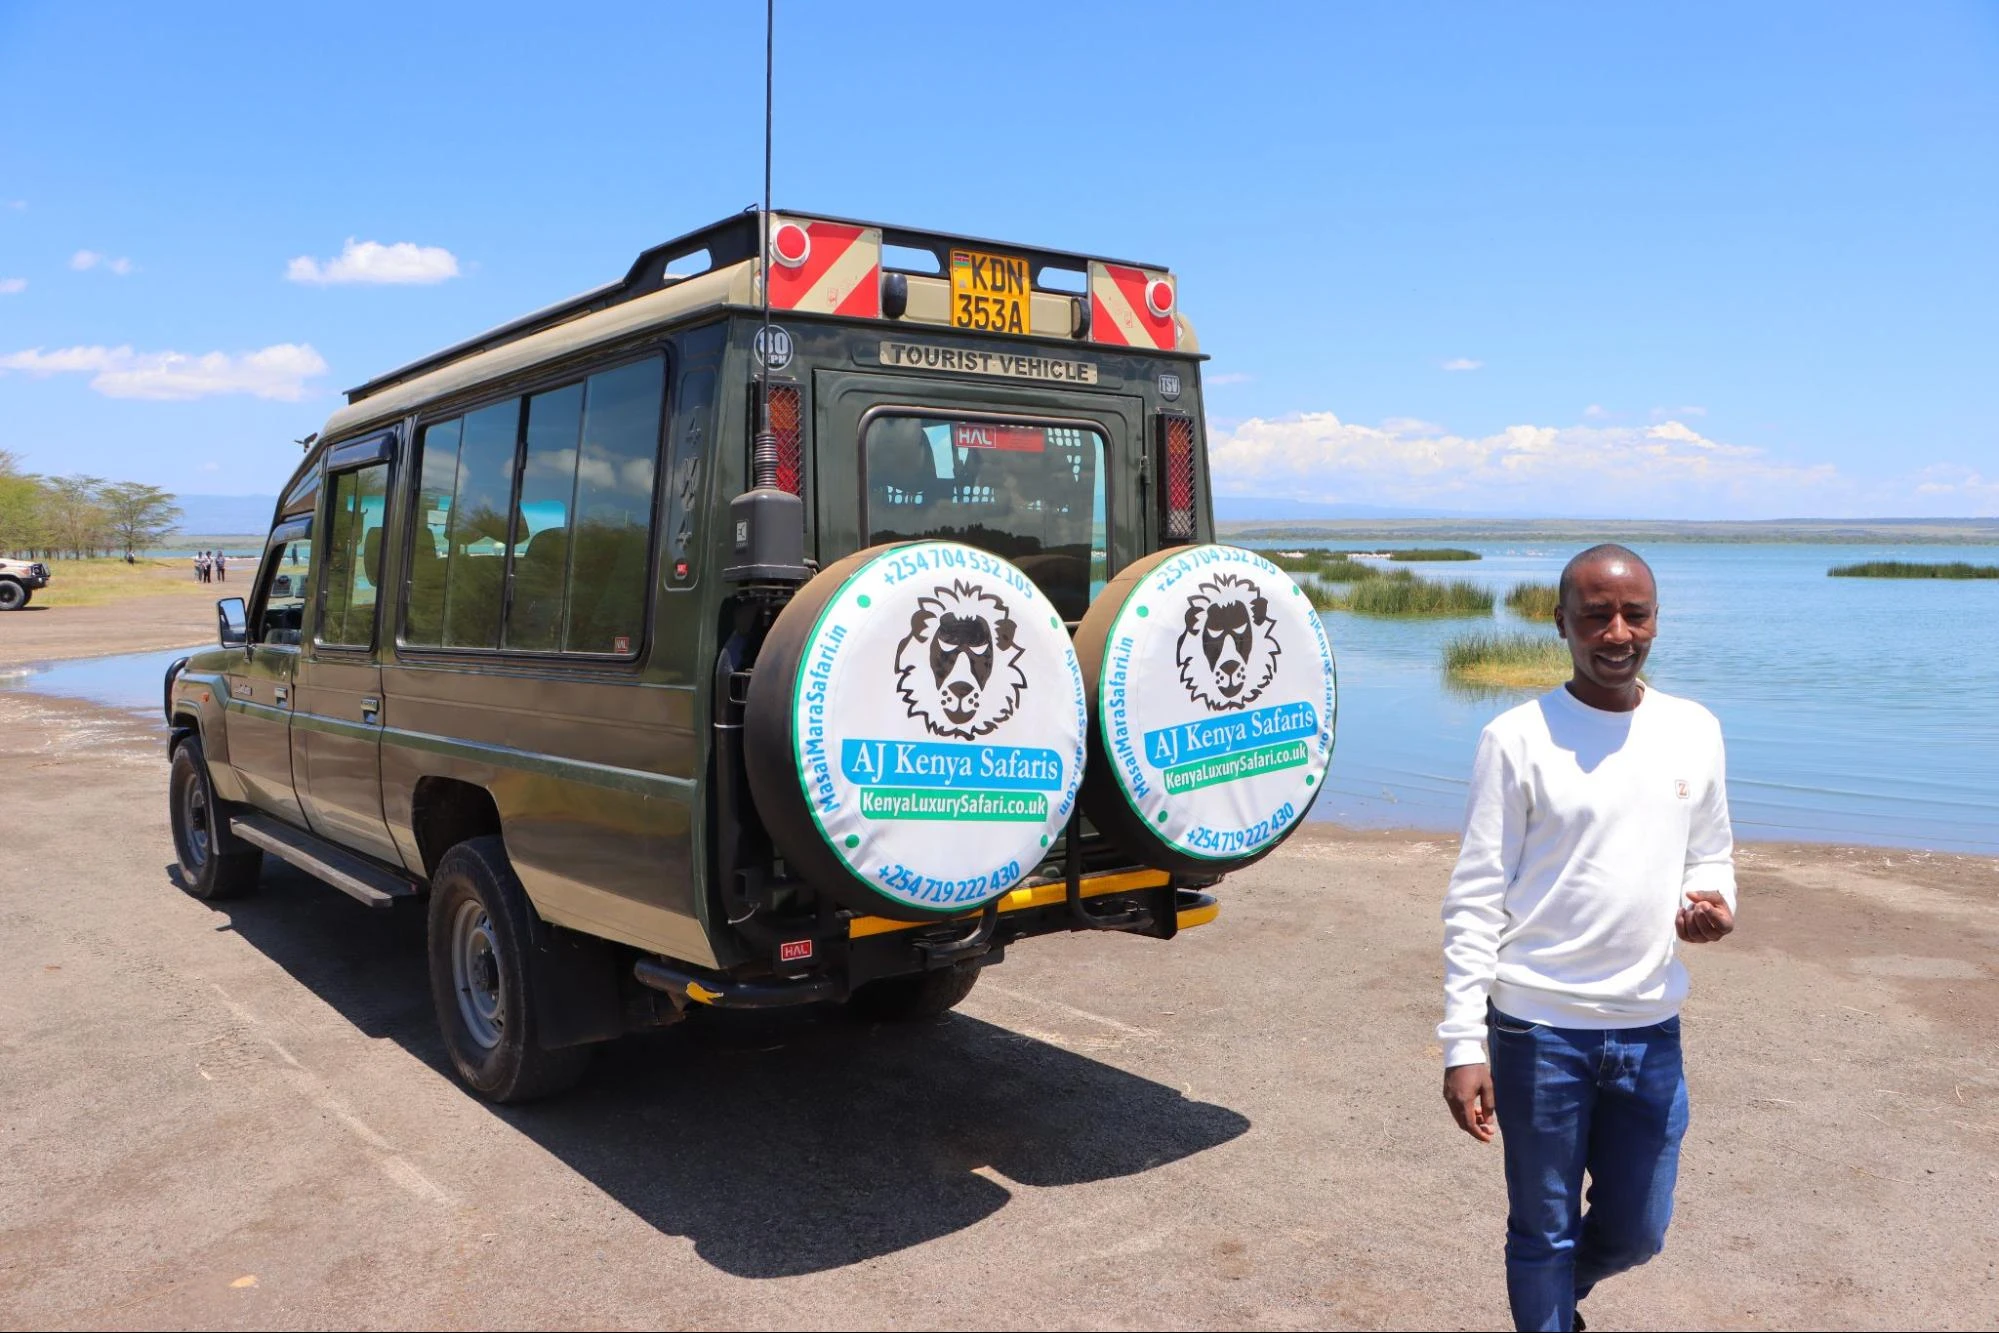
[2,1,1994,519]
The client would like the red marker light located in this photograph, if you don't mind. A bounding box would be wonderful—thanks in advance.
[771,222,811,269]
[1145,277,1175,318]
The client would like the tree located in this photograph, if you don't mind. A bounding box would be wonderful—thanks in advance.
[43,475,110,558]
[98,481,183,559]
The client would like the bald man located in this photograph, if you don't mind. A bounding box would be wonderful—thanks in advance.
[1439,544,1736,1332]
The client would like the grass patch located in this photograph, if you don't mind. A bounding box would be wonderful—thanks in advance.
[1504,581,1561,619]
[21,557,224,608]
[1828,560,1999,579]
[1442,633,1572,690]
[1298,579,1344,611]
[1332,575,1494,617]
[1387,547,1481,562]
[1257,548,1382,581]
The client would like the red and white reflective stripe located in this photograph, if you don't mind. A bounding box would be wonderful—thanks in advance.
[1088,261,1177,349]
[766,217,881,317]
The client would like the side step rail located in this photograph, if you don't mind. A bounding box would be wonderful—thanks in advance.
[229,812,420,910]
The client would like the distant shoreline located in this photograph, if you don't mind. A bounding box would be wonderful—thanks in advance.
[1218,516,1999,545]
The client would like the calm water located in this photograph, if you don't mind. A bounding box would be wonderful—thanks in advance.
[8,542,1997,853]
[1309,543,1999,854]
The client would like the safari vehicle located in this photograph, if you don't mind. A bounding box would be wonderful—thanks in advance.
[165,213,1337,1103]
[0,556,51,610]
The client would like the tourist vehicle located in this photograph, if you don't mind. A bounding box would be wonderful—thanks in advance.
[0,556,50,609]
[164,212,1337,1102]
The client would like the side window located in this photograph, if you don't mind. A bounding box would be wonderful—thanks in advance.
[503,382,585,651]
[406,417,461,646]
[255,535,313,646]
[400,354,663,656]
[317,463,390,647]
[565,358,664,653]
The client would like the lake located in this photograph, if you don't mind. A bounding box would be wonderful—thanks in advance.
[6,541,1996,854]
[1310,542,1999,854]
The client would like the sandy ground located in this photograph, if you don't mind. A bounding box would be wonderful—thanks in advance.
[0,680,1995,1330]
[0,584,218,667]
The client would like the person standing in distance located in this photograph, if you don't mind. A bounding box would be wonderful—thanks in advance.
[1439,544,1736,1332]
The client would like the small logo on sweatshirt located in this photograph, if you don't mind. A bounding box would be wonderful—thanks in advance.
[1675,779,1691,799]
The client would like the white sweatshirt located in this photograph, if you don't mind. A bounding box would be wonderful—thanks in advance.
[1438,684,1736,1068]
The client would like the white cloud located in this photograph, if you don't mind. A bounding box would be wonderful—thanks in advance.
[1651,404,1707,421]
[1206,371,1254,387]
[287,238,460,286]
[1209,410,1842,515]
[1583,403,1608,419]
[70,249,134,275]
[201,461,221,473]
[0,343,329,401]
[0,278,23,295]
[1910,464,1999,505]
[1442,357,1483,372]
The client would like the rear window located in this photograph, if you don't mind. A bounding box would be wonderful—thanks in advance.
[864,414,1106,620]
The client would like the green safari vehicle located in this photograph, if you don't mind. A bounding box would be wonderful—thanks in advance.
[165,212,1338,1102]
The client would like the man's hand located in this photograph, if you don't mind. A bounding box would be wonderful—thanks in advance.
[1677,889,1735,944]
[1444,1063,1496,1142]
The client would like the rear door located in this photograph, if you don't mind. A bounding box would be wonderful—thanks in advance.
[811,366,1145,621]
[293,436,400,863]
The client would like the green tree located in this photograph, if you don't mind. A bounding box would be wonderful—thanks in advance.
[44,475,110,558]
[98,481,183,559]
[0,450,54,557]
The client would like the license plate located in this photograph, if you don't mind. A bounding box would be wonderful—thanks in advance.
[950,249,1029,334]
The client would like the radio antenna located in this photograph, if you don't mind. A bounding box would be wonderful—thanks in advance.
[751,0,778,491]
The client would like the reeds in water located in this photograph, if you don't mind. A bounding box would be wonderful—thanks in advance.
[1336,576,1494,617]
[1388,547,1481,562]
[1442,632,1572,689]
[1828,561,1999,579]
[1504,581,1561,619]
[1256,549,1381,581]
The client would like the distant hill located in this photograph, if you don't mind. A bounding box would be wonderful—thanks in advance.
[1212,496,1480,521]
[171,494,277,536]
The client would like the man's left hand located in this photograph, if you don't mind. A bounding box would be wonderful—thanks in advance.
[1677,890,1734,943]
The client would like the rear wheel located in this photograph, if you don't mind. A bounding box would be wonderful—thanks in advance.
[168,737,262,899]
[0,579,25,611]
[846,965,982,1022]
[426,836,592,1103]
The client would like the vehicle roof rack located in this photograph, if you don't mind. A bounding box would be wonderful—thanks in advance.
[343,211,1170,405]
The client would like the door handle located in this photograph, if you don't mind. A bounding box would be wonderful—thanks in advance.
[274,685,289,707]
[361,696,380,722]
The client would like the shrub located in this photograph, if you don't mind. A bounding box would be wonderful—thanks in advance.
[1827,561,1999,579]
[1504,582,1561,619]
[1254,549,1381,581]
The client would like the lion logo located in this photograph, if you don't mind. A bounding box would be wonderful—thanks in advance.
[1176,574,1280,711]
[895,580,1028,740]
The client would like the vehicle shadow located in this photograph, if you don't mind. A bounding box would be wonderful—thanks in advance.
[180,860,1251,1278]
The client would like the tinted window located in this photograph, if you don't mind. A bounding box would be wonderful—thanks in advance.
[565,359,663,653]
[442,400,521,649]
[405,417,461,646]
[401,355,663,656]
[504,383,584,651]
[317,463,389,647]
[864,416,1107,621]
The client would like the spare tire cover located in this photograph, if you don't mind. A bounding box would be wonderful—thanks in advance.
[744,542,1087,921]
[1075,545,1337,875]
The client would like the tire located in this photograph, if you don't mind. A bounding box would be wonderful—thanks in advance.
[0,580,24,612]
[168,736,263,899]
[426,836,592,1103]
[846,965,982,1023]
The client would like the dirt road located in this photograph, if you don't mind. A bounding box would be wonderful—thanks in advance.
[0,588,215,668]
[0,691,1994,1329]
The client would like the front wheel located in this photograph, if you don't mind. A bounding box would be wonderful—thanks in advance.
[846,965,982,1022]
[0,580,25,612]
[168,736,262,899]
[426,836,592,1103]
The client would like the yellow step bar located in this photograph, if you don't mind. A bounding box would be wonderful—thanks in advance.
[848,869,1218,939]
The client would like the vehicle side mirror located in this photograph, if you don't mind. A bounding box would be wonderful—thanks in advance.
[217,597,248,647]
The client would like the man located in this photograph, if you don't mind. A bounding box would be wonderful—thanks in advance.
[1439,544,1736,1332]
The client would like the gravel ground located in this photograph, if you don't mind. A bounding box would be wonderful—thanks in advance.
[0,688,1995,1330]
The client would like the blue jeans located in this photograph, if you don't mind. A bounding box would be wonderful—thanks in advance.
[1488,1006,1689,1333]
